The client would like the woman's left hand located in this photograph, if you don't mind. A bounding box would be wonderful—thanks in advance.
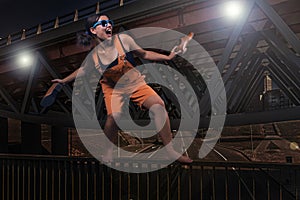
[168,45,183,60]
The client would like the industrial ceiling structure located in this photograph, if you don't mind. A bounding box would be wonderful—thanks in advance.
[0,0,299,128]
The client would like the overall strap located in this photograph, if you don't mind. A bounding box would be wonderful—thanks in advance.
[92,50,101,70]
[114,34,126,57]
[93,35,128,74]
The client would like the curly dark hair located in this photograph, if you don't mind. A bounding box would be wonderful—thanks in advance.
[77,13,110,47]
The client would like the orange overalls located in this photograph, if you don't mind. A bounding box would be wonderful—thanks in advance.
[97,35,157,115]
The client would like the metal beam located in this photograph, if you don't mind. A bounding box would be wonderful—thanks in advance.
[110,0,207,25]
[199,0,256,116]
[223,34,259,107]
[225,55,261,111]
[217,0,256,72]
[265,50,300,98]
[0,87,20,114]
[0,108,73,127]
[223,106,300,127]
[21,54,39,114]
[31,98,39,113]
[0,0,206,61]
[236,71,264,112]
[267,66,300,105]
[230,59,264,112]
[0,22,82,62]
[37,52,72,98]
[227,55,263,110]
[256,0,300,54]
[38,52,92,119]
[262,30,300,71]
[223,33,260,89]
[0,100,299,128]
[55,99,71,114]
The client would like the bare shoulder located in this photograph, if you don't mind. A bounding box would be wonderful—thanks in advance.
[117,33,137,51]
[118,33,134,43]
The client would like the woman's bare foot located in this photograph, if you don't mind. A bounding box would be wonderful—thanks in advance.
[177,155,193,163]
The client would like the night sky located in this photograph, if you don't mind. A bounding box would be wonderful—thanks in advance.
[0,0,100,38]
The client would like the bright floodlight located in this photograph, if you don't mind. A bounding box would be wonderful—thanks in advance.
[17,52,34,68]
[224,1,244,19]
[290,142,299,150]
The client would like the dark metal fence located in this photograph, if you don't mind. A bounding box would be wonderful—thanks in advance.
[0,0,136,47]
[0,154,299,200]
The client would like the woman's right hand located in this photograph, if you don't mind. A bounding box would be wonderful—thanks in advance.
[51,79,65,84]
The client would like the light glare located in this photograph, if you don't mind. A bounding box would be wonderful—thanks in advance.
[17,53,34,68]
[224,1,244,19]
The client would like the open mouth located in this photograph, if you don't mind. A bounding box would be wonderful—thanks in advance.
[105,29,112,35]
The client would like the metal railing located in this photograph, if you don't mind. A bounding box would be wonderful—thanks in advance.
[0,0,134,48]
[1,154,299,200]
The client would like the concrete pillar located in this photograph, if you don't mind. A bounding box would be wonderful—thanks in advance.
[21,122,42,154]
[0,117,8,153]
[51,126,68,155]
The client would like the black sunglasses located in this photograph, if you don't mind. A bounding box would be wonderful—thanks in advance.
[92,20,114,28]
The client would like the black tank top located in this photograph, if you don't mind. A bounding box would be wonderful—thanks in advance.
[105,51,136,70]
